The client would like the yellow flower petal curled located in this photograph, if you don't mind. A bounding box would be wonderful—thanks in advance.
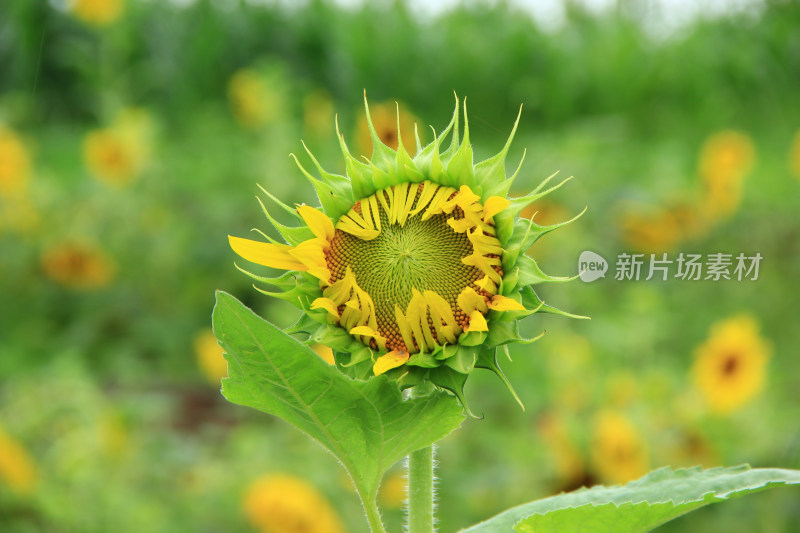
[288,239,331,282]
[311,343,336,365]
[297,205,335,242]
[350,326,388,351]
[483,196,510,221]
[474,274,497,293]
[228,236,306,271]
[311,297,340,319]
[488,295,526,312]
[457,287,488,315]
[373,350,410,376]
[466,310,488,332]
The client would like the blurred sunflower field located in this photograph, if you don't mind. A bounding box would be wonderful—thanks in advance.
[1,0,800,531]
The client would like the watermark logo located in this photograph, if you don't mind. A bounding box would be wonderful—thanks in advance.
[578,251,608,282]
[578,251,763,282]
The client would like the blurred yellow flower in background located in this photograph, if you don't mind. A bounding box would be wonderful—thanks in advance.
[379,470,407,509]
[698,130,755,220]
[194,329,228,385]
[0,425,37,495]
[618,202,704,254]
[303,90,335,139]
[619,207,682,254]
[545,333,592,412]
[355,101,418,157]
[228,68,285,130]
[41,241,115,289]
[692,314,770,415]
[98,411,129,458]
[604,371,639,409]
[0,194,40,236]
[84,110,151,186]
[0,127,31,196]
[591,410,648,485]
[70,0,124,26]
[537,413,585,485]
[311,343,335,365]
[519,198,569,226]
[789,129,800,180]
[517,197,572,259]
[243,474,345,533]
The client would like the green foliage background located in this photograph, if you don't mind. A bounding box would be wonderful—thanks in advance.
[1,0,799,531]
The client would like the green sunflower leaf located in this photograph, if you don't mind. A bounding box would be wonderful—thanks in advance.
[459,465,800,533]
[213,291,465,503]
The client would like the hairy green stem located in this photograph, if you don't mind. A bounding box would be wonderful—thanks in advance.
[358,487,388,533]
[408,444,436,533]
[407,382,437,533]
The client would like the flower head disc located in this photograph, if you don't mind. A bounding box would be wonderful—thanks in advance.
[229,95,584,411]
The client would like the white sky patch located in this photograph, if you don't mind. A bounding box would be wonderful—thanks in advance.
[148,0,766,39]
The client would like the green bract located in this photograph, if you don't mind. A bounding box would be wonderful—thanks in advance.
[228,95,584,412]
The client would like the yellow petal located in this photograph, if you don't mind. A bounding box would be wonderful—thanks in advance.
[394,305,417,354]
[311,343,335,365]
[466,310,488,332]
[311,297,339,318]
[228,235,306,270]
[483,196,510,221]
[288,239,330,282]
[373,350,410,375]
[336,217,380,240]
[456,185,481,208]
[457,287,488,314]
[488,295,526,312]
[350,325,378,336]
[297,205,334,240]
[446,217,473,233]
[474,274,496,293]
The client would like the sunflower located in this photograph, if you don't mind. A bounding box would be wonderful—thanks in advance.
[243,474,345,533]
[356,101,419,157]
[228,67,287,130]
[69,0,124,26]
[0,127,31,196]
[590,410,649,485]
[229,96,581,407]
[41,241,115,289]
[378,470,407,509]
[0,425,37,495]
[303,89,335,139]
[698,130,755,220]
[789,129,800,180]
[691,314,770,415]
[618,201,705,254]
[194,328,229,385]
[83,110,151,186]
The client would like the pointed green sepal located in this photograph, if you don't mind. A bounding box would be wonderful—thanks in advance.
[428,366,479,418]
[475,348,525,411]
[254,195,313,246]
[292,145,354,220]
[474,105,522,200]
[520,286,589,320]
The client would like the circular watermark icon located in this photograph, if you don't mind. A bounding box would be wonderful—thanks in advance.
[578,251,608,282]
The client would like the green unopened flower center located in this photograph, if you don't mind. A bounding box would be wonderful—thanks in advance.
[329,209,480,349]
[324,182,502,353]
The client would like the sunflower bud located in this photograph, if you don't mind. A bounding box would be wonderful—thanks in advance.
[229,94,584,412]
